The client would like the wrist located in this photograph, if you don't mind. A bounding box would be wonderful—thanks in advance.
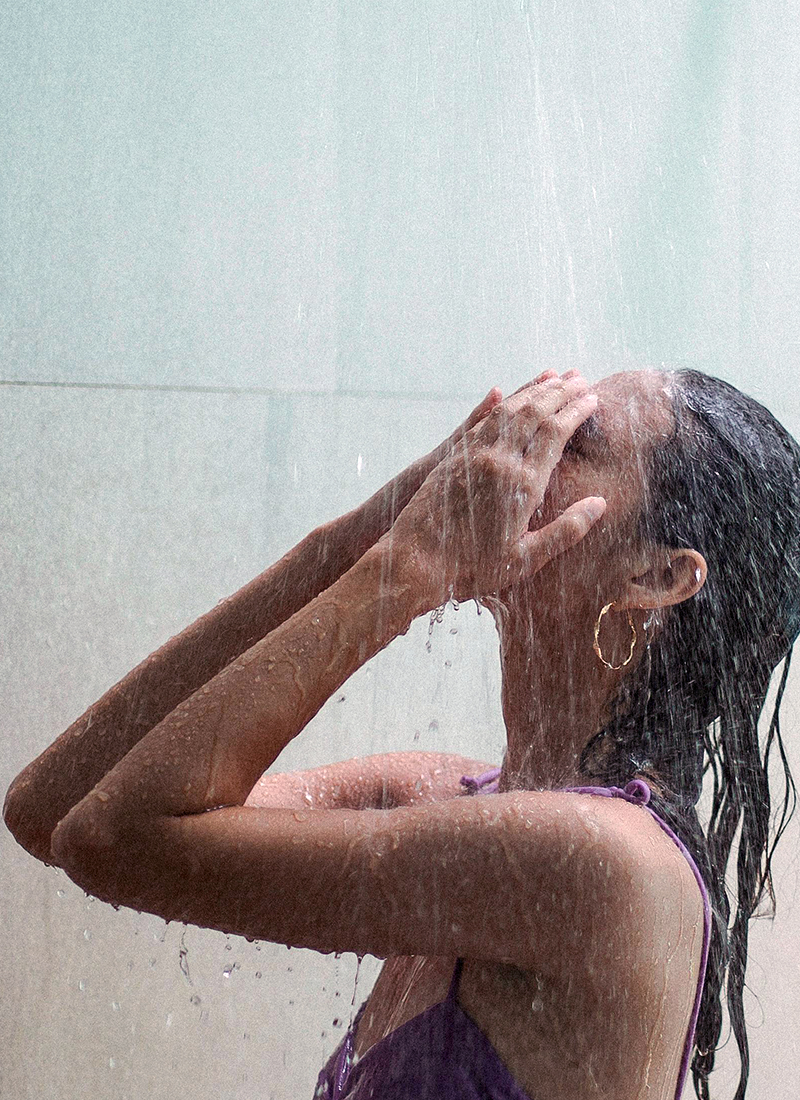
[363,534,441,622]
[341,451,442,559]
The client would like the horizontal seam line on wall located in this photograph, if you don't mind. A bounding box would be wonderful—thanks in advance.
[0,379,477,402]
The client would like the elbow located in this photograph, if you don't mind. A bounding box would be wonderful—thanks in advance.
[51,798,166,913]
[50,799,126,900]
[3,778,56,865]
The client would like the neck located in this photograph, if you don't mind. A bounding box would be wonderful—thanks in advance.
[493,605,623,793]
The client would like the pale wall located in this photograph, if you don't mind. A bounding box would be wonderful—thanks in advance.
[2,3,799,1098]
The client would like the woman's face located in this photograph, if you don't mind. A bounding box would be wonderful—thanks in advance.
[504,369,678,622]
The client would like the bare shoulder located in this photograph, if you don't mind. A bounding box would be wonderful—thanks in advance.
[502,791,706,1098]
[246,751,498,810]
[552,789,706,938]
[502,789,706,982]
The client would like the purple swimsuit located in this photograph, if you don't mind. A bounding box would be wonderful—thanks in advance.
[315,774,711,1100]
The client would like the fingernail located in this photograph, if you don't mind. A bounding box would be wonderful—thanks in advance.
[585,497,607,521]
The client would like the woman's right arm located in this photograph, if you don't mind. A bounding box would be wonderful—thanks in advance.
[3,522,355,864]
[245,752,498,811]
[4,388,504,866]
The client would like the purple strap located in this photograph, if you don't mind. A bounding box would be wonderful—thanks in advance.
[318,776,711,1100]
[459,773,712,1100]
[459,766,503,794]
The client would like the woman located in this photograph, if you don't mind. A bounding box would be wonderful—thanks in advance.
[4,369,799,1100]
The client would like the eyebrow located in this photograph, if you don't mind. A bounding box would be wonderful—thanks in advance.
[566,412,609,452]
[579,412,602,439]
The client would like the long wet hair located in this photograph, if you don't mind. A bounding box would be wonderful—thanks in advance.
[579,369,800,1100]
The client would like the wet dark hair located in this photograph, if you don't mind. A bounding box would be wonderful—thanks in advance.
[579,369,800,1100]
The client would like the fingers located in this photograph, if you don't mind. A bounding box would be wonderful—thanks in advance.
[522,391,598,468]
[477,369,559,424]
[505,372,591,424]
[462,387,503,432]
[508,370,558,397]
[508,384,595,464]
[514,372,591,422]
[507,497,607,584]
[466,371,596,478]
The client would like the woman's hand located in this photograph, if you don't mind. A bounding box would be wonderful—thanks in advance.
[341,372,569,560]
[387,372,607,607]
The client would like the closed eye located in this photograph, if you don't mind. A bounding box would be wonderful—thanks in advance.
[563,413,603,457]
[562,434,585,457]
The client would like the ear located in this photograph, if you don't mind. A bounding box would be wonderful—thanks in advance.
[617,548,707,611]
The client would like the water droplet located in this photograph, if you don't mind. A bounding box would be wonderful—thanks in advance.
[109,1057,116,1069]
[78,979,86,992]
[179,938,192,986]
[83,929,92,940]
[531,997,544,1013]
[112,1001,121,1012]
[57,889,65,898]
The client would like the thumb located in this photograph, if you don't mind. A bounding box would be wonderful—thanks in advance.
[507,497,607,584]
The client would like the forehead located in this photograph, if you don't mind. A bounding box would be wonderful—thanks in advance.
[589,370,676,450]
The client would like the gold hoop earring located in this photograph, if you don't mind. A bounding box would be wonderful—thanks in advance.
[593,602,637,670]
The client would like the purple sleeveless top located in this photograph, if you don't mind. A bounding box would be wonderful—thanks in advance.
[314,773,711,1100]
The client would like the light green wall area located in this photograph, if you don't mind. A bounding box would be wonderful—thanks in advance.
[4,1,798,417]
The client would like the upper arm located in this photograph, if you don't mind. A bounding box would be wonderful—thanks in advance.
[245,752,498,811]
[52,788,691,973]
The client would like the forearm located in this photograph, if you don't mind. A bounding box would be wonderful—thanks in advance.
[4,517,380,864]
[51,539,428,851]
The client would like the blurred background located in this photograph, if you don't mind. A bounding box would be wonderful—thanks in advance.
[2,2,799,1097]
